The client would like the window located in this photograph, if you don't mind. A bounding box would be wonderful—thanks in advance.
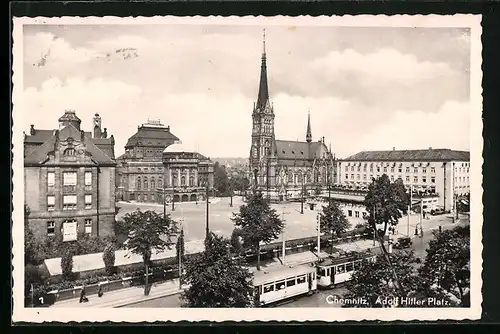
[286,279,296,287]
[390,167,394,173]
[263,284,274,293]
[85,194,92,209]
[356,174,360,180]
[383,167,387,173]
[63,195,77,210]
[357,166,361,172]
[47,221,55,235]
[370,174,373,180]
[297,276,306,284]
[370,166,373,172]
[276,281,285,290]
[47,172,55,187]
[137,177,141,190]
[345,166,348,172]
[355,211,360,218]
[350,166,354,172]
[345,174,348,180]
[84,171,92,186]
[363,174,367,180]
[337,264,346,274]
[346,263,354,272]
[85,219,92,234]
[351,174,354,180]
[390,175,394,181]
[377,167,380,173]
[413,176,418,183]
[181,176,186,186]
[405,176,410,182]
[398,167,402,173]
[63,172,77,185]
[47,195,55,211]
[422,168,427,173]
[348,210,353,217]
[431,176,435,183]
[151,179,155,189]
[363,165,367,172]
[143,179,148,189]
[414,168,418,173]
[431,167,436,173]
[406,167,410,173]
[422,177,427,183]
[64,148,75,156]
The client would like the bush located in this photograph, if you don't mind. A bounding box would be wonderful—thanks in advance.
[103,244,116,275]
[61,250,74,281]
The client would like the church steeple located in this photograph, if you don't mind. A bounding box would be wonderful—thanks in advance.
[256,29,269,111]
[306,109,312,143]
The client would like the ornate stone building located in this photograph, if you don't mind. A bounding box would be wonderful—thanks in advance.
[156,141,214,203]
[115,120,179,202]
[24,111,116,240]
[249,32,336,201]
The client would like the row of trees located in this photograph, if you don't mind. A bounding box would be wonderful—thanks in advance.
[213,162,250,197]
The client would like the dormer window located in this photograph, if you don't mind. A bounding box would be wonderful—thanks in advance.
[300,151,304,154]
[291,151,295,154]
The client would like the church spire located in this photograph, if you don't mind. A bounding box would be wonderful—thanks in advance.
[306,109,312,143]
[256,29,269,111]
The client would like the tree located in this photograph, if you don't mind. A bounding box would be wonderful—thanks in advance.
[319,200,351,254]
[24,205,45,266]
[231,192,284,270]
[343,251,420,307]
[230,228,244,256]
[120,209,179,296]
[102,244,116,276]
[419,225,470,306]
[181,232,254,307]
[61,249,74,281]
[343,250,459,308]
[213,162,230,196]
[363,174,409,294]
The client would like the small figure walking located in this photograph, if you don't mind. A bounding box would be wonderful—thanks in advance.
[79,285,89,303]
[97,284,104,298]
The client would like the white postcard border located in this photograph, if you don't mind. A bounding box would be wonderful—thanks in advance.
[12,14,483,322]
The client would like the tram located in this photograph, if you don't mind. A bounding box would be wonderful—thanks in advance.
[252,264,317,306]
[316,252,376,288]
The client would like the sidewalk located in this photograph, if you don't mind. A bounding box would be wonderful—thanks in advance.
[51,279,185,308]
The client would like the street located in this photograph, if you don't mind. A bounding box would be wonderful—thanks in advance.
[124,293,183,308]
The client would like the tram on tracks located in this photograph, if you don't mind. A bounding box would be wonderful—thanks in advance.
[252,264,317,306]
[316,252,376,288]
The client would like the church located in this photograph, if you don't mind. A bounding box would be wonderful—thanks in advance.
[249,32,337,202]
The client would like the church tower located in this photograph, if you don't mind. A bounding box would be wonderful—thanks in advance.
[306,110,312,143]
[249,30,277,192]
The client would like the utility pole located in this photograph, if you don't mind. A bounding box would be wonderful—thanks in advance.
[205,183,210,239]
[316,212,321,259]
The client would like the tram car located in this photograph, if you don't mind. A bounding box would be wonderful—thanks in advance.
[252,264,317,306]
[316,252,376,288]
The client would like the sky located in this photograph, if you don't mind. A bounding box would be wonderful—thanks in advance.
[21,23,472,159]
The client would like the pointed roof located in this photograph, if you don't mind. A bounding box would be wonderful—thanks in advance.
[24,123,116,166]
[256,29,270,111]
[306,110,312,143]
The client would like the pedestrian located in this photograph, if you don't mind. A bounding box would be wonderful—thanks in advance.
[79,285,89,303]
[97,284,104,298]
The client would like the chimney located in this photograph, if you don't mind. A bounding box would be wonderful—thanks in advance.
[102,128,108,138]
[30,124,35,135]
[393,147,395,151]
[167,125,170,132]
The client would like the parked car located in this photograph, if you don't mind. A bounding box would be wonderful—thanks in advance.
[393,236,412,249]
[430,208,446,215]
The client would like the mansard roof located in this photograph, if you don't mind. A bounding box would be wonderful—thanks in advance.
[125,125,179,148]
[343,149,470,162]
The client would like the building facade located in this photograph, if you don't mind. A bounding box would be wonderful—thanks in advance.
[116,120,179,202]
[156,141,215,203]
[339,148,470,211]
[249,33,337,201]
[24,111,116,240]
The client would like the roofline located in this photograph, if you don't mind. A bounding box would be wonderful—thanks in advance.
[340,157,470,162]
[24,162,117,168]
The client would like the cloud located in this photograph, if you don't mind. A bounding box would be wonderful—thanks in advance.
[350,100,470,156]
[311,48,455,85]
[23,77,143,141]
[24,32,102,68]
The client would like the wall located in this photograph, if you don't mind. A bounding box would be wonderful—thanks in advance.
[24,167,41,212]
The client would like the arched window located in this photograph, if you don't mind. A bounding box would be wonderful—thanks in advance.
[137,177,141,190]
[181,175,186,186]
[172,174,178,187]
[151,179,155,190]
[189,175,194,186]
[144,178,148,190]
[159,177,163,188]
